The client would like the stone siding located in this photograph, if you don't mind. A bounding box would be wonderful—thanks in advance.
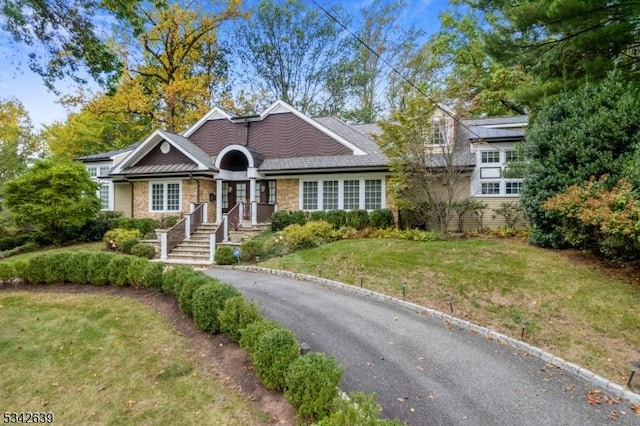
[276,178,299,212]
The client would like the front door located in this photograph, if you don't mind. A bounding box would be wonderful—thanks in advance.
[222,181,249,213]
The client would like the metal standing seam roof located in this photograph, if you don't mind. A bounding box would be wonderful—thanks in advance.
[117,163,203,175]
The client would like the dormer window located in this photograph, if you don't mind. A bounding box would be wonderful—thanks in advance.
[430,118,447,145]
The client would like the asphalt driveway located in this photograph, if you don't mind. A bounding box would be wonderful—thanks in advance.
[206,268,639,426]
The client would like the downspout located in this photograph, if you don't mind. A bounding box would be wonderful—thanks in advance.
[189,172,200,203]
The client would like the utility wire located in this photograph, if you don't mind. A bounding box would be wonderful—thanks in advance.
[309,0,493,142]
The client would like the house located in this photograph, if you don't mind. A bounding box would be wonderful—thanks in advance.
[78,100,526,262]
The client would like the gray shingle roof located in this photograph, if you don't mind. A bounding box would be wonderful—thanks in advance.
[160,131,215,169]
[259,153,388,172]
[314,117,383,155]
[462,115,528,127]
[75,143,139,161]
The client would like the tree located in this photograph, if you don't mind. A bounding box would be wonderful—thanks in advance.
[115,1,242,131]
[0,0,165,91]
[0,98,39,188]
[3,158,101,244]
[521,72,640,248]
[233,0,348,114]
[466,0,640,107]
[341,0,422,123]
[376,96,469,233]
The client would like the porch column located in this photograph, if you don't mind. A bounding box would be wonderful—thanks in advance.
[216,179,223,224]
[249,178,257,225]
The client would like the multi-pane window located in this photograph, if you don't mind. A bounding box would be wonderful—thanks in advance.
[481,182,500,195]
[302,181,318,210]
[150,182,181,211]
[481,151,500,163]
[364,179,382,210]
[99,166,110,177]
[87,167,97,177]
[505,150,520,163]
[430,119,447,145]
[323,181,338,210]
[505,181,522,195]
[99,183,110,210]
[343,180,360,210]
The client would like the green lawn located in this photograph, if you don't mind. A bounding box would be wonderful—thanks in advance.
[260,237,640,388]
[0,292,271,425]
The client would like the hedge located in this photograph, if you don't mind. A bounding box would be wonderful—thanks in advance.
[252,327,300,390]
[218,296,261,342]
[192,282,241,333]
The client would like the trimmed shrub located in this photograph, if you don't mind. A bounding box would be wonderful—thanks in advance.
[289,210,307,226]
[130,243,156,259]
[369,209,394,229]
[12,260,28,282]
[103,228,142,251]
[215,246,237,265]
[107,255,136,286]
[346,210,369,230]
[192,282,242,333]
[163,215,180,229]
[116,218,158,236]
[79,211,122,241]
[0,262,15,283]
[325,210,347,229]
[240,238,264,262]
[304,220,337,243]
[316,392,402,426]
[282,224,315,250]
[308,211,327,222]
[0,234,30,251]
[239,318,282,356]
[178,274,216,317]
[218,296,261,342]
[285,353,343,422]
[143,262,164,289]
[25,254,55,284]
[253,327,300,390]
[87,252,116,286]
[162,265,198,295]
[270,210,291,232]
[119,238,140,254]
[63,251,92,284]
[126,257,150,288]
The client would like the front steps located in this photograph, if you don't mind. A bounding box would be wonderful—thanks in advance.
[162,222,269,265]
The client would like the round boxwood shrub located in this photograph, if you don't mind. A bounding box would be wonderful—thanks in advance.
[192,282,242,333]
[178,274,217,317]
[103,228,142,251]
[119,237,140,254]
[0,262,15,283]
[25,254,57,284]
[143,262,164,289]
[253,327,300,390]
[215,246,237,265]
[270,210,291,232]
[218,296,261,342]
[239,318,282,356]
[325,210,347,229]
[130,243,156,259]
[126,257,150,288]
[162,265,198,295]
[240,238,264,262]
[346,210,369,230]
[63,251,92,284]
[285,353,343,422]
[316,392,401,426]
[108,255,136,286]
[87,252,117,285]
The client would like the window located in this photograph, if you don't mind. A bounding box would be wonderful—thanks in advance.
[99,166,110,177]
[481,182,500,195]
[302,181,318,210]
[365,179,382,210]
[323,181,338,210]
[505,181,522,195]
[150,182,181,212]
[430,119,446,145]
[343,180,360,210]
[505,150,520,163]
[481,151,500,163]
[99,183,110,210]
[87,167,97,177]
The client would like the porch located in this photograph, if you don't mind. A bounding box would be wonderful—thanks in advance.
[156,201,276,265]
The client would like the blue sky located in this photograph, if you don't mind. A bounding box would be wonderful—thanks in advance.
[0,0,449,129]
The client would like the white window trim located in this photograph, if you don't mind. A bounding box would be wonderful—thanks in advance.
[148,181,182,213]
[86,162,114,210]
[471,144,523,198]
[298,174,386,211]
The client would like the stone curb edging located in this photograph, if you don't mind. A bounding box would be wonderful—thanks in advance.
[216,264,640,406]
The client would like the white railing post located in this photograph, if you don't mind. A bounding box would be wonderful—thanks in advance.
[202,203,208,223]
[251,201,258,225]
[159,231,168,260]
[274,202,279,212]
[223,215,229,242]
[209,233,216,264]
[189,202,195,213]
[185,215,191,240]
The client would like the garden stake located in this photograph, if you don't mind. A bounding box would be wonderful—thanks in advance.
[446,294,454,313]
[359,274,364,288]
[317,265,322,278]
[628,361,640,387]
[520,320,529,340]
[401,279,407,299]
